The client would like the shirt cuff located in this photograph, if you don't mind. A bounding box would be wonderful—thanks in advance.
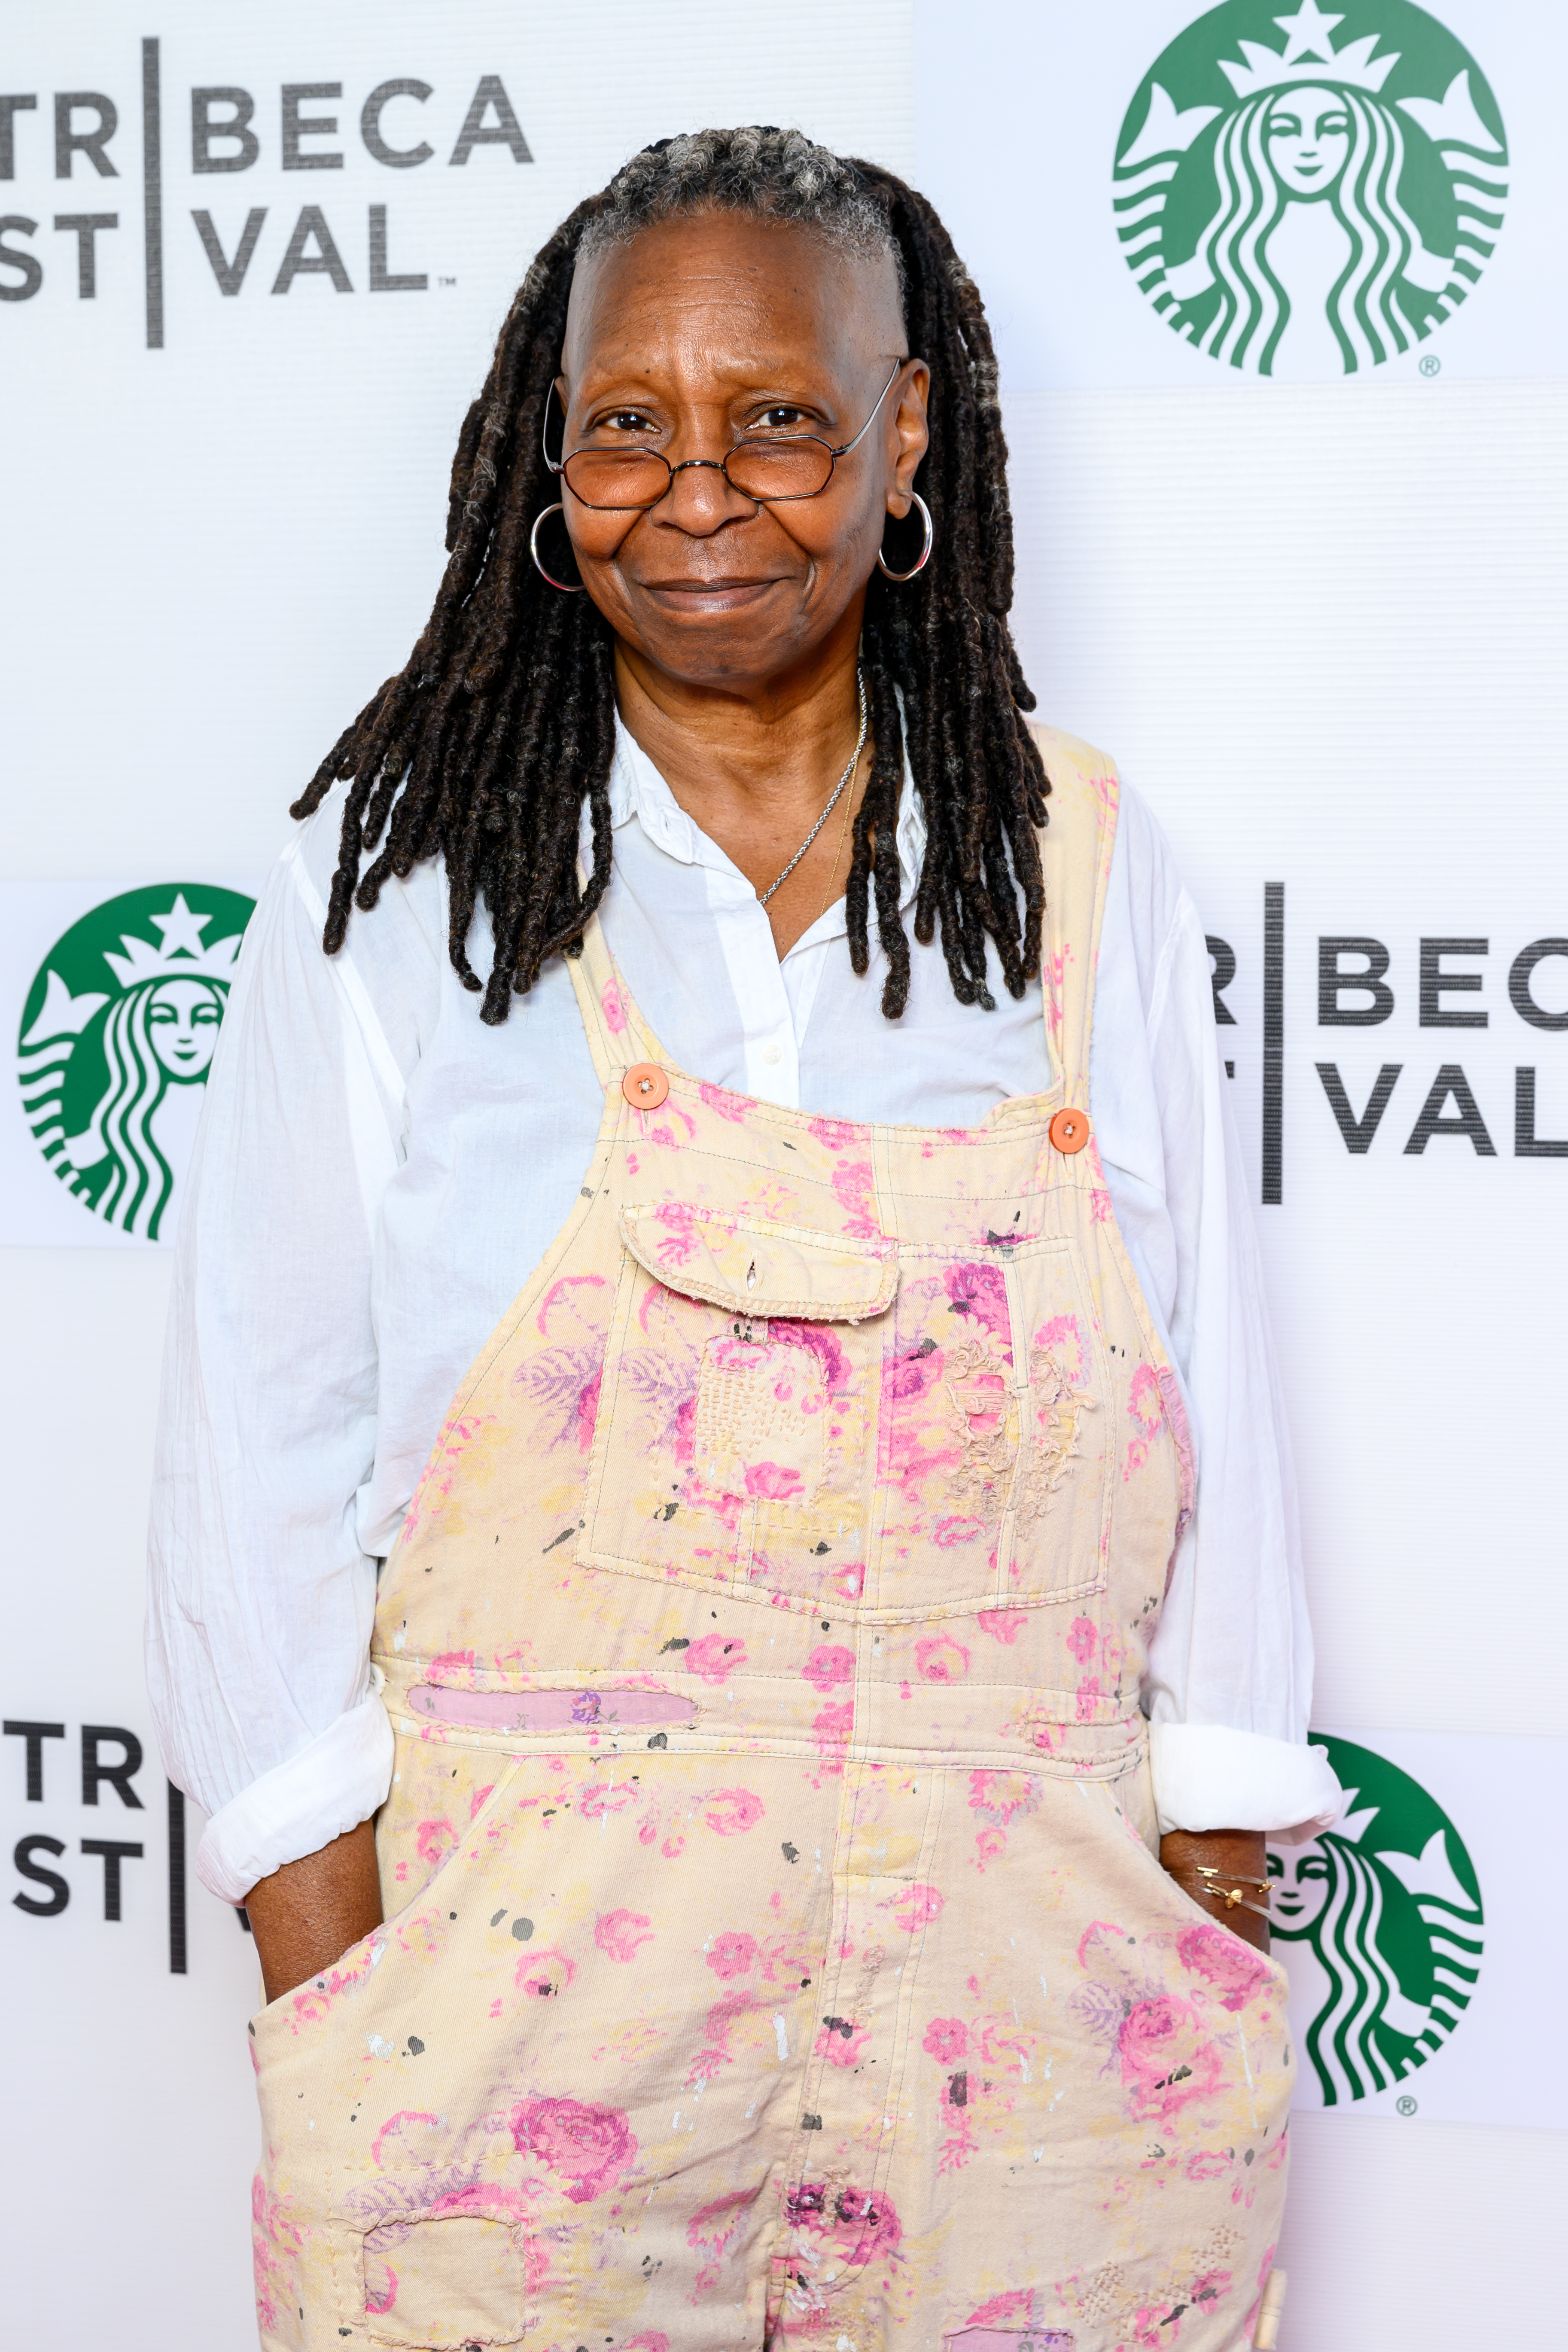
[194,1685,395,1904]
[1148,1722,1344,1846]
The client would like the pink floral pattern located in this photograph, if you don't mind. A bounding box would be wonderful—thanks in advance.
[247,741,1288,2352]
[594,1908,654,1963]
[513,2096,637,2203]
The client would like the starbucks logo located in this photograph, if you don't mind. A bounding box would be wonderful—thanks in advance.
[1268,1734,1483,2105]
[1114,0,1508,375]
[17,885,253,1241]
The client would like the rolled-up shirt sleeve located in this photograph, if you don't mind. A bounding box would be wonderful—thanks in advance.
[1098,787,1343,1845]
[145,824,410,1904]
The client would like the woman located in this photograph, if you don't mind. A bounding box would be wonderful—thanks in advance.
[149,128,1341,2352]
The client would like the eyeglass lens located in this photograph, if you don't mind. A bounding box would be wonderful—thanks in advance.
[562,437,836,512]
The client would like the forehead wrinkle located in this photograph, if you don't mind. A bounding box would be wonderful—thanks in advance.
[563,223,903,384]
[571,326,852,402]
[575,285,781,369]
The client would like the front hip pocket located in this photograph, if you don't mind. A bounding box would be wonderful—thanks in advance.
[249,1764,531,2348]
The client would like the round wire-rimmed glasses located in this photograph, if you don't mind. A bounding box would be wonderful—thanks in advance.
[543,358,907,512]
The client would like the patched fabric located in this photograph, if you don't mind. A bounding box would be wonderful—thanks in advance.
[693,1328,830,1502]
[249,731,1284,2352]
[945,2332,1077,2352]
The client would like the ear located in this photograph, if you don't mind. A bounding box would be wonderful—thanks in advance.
[886,360,931,517]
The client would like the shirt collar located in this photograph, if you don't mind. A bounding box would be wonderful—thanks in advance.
[608,713,923,932]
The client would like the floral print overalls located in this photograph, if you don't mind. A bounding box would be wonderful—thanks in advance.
[250,729,1293,2352]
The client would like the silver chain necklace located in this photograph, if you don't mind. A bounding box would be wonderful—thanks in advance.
[758,668,868,907]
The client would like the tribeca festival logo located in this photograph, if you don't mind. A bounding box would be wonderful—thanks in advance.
[1267,1734,1483,2105]
[1114,0,1508,375]
[17,885,253,1240]
[1210,904,1568,1207]
[0,52,530,344]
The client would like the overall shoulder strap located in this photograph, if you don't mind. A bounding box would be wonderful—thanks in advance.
[566,912,671,1087]
[1028,723,1121,1109]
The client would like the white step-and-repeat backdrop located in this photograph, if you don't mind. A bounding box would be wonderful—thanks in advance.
[3,3,1563,2344]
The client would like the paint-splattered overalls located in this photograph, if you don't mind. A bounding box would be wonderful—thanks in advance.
[250,730,1293,2352]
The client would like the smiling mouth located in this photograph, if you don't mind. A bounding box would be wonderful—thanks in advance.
[637,576,780,602]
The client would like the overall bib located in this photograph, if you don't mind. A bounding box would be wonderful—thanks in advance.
[250,731,1293,2352]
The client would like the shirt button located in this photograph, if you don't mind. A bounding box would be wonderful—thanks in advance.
[761,1043,783,1067]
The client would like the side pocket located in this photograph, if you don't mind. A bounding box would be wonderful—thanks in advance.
[248,1759,530,2349]
[1114,1789,1293,1999]
[249,1753,528,2052]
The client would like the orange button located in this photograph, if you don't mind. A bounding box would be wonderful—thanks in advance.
[1048,1106,1090,1155]
[622,1062,669,1110]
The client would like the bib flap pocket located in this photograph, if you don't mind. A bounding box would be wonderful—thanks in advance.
[619,1203,899,1323]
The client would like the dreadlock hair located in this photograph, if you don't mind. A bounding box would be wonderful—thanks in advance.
[292,126,1049,1024]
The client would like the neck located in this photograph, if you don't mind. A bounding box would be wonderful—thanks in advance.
[615,609,862,817]
[612,608,873,959]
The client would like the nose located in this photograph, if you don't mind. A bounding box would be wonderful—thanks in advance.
[654,456,757,538]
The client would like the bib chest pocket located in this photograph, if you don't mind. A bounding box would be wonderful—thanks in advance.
[578,1204,898,1612]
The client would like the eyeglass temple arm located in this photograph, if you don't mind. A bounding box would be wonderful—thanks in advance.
[834,358,908,458]
[541,390,566,475]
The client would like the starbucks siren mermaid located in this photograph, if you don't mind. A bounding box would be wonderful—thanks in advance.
[1115,0,1510,377]
[17,889,245,1241]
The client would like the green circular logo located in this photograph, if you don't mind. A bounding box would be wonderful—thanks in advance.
[17,884,253,1240]
[1269,1734,1483,2105]
[1114,0,1508,374]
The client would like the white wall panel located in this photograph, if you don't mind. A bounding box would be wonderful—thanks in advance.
[1280,2113,1568,2349]
[1000,378,1568,1737]
[3,2,1560,2344]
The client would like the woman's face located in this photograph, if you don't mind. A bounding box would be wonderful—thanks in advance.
[556,212,929,697]
[1267,1842,1333,1935]
[147,978,222,1078]
[1266,87,1352,196]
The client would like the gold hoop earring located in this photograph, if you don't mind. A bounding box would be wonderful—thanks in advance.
[877,492,933,582]
[530,504,585,593]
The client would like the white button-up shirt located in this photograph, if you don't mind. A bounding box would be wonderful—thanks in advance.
[146,725,1342,1904]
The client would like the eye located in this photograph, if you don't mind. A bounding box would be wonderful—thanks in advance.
[753,405,810,433]
[588,408,660,439]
